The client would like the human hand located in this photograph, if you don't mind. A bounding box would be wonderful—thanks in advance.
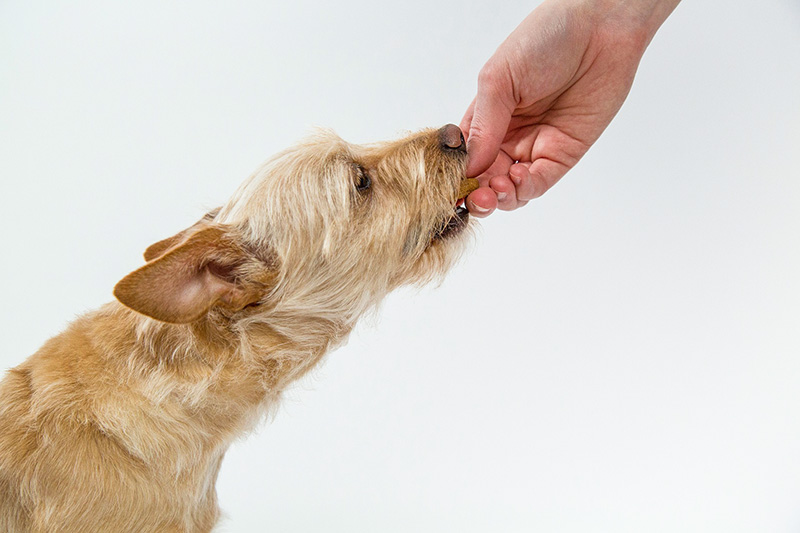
[461,0,680,216]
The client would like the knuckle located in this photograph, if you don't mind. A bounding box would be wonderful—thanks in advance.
[468,122,488,141]
[477,64,498,86]
[477,60,509,94]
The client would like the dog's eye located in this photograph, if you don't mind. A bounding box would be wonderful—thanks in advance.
[355,166,372,192]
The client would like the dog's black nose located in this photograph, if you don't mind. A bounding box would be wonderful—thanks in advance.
[439,124,466,153]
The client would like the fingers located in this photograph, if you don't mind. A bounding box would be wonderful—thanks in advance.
[489,176,522,211]
[465,159,569,215]
[463,67,515,178]
[459,98,476,139]
[466,186,498,218]
[522,158,569,199]
[508,164,538,201]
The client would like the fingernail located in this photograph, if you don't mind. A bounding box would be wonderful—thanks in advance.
[468,200,491,214]
[496,192,508,202]
[509,166,525,186]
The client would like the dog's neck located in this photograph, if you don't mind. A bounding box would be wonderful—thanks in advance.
[85,301,355,476]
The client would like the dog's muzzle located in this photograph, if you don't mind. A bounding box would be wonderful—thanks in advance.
[433,176,479,240]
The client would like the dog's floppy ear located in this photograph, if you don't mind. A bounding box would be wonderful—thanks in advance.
[143,208,221,262]
[114,225,273,324]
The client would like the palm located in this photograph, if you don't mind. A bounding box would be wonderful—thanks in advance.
[481,58,639,185]
[461,1,648,213]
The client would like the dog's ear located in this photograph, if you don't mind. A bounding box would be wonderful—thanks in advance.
[114,225,274,324]
[143,208,221,262]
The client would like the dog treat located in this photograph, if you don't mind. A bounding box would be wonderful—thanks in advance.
[458,177,480,199]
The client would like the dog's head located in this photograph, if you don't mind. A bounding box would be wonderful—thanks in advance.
[114,125,475,326]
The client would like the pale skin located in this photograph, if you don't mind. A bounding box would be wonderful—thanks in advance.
[461,0,682,216]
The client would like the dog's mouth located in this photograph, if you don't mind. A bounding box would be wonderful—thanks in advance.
[433,178,479,241]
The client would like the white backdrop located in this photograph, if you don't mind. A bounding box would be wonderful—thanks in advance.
[1,1,799,532]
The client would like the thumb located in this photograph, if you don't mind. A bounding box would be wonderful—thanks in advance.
[464,75,514,177]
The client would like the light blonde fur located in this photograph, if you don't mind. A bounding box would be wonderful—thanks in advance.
[0,126,474,532]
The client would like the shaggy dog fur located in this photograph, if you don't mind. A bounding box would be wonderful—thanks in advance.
[0,125,476,532]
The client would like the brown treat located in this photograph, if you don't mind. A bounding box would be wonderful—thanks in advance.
[458,178,480,199]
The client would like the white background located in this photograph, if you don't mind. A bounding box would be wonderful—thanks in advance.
[1,1,799,532]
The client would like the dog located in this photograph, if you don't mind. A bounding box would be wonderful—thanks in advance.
[0,124,478,532]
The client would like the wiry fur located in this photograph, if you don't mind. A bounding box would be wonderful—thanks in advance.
[0,126,473,532]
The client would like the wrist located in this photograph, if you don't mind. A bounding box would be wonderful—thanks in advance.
[583,0,680,46]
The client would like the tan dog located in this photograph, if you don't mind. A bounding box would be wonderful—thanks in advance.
[0,125,478,532]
